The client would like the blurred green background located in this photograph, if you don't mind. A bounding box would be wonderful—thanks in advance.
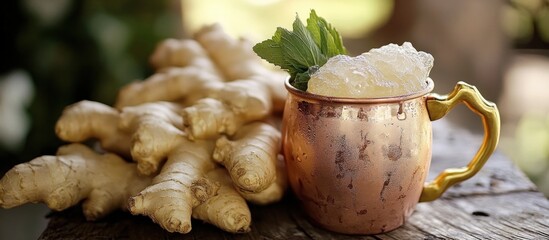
[0,0,548,239]
[0,0,181,174]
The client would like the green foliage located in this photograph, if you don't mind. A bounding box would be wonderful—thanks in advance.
[0,1,179,170]
[253,10,347,91]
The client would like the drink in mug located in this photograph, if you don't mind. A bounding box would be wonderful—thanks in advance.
[281,42,500,234]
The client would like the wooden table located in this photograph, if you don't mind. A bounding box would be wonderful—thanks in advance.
[39,121,549,239]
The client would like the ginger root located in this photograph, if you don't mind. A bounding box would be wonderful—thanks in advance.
[213,122,281,193]
[119,101,186,175]
[238,155,288,205]
[55,100,131,157]
[193,168,252,233]
[0,144,151,220]
[115,67,224,109]
[180,98,242,139]
[194,24,287,112]
[1,24,289,235]
[115,25,287,137]
[129,139,218,233]
[180,78,272,140]
[150,39,221,76]
[57,100,188,175]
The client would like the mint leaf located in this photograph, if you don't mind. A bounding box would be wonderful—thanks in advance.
[318,21,337,57]
[279,22,325,69]
[293,71,311,91]
[253,39,288,70]
[306,10,322,48]
[293,65,320,91]
[253,10,347,91]
[328,23,347,55]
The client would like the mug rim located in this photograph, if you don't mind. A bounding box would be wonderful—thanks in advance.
[285,77,435,103]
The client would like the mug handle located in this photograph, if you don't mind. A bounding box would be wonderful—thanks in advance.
[419,81,500,202]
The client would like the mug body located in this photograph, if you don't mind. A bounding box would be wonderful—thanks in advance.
[282,80,434,234]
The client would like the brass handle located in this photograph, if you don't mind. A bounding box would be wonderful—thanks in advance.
[420,81,500,202]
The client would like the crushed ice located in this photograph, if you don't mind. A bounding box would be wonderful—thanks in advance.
[307,42,433,98]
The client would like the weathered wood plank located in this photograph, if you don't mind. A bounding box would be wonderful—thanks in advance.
[403,191,549,240]
[38,197,311,240]
[39,191,549,240]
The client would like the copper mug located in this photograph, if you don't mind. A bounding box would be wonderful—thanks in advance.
[281,78,500,234]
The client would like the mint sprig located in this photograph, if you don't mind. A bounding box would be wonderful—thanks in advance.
[253,10,347,91]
